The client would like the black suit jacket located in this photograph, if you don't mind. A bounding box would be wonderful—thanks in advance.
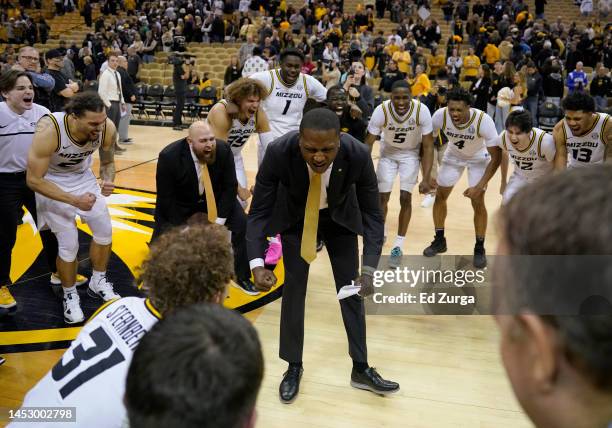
[153,138,237,239]
[247,131,383,268]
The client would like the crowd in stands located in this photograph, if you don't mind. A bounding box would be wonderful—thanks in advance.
[0,0,611,128]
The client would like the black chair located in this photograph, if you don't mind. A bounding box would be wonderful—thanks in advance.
[185,84,202,121]
[143,83,164,120]
[199,86,217,115]
[160,84,176,119]
[133,82,148,119]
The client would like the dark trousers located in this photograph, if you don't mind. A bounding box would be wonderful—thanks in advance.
[279,209,367,364]
[224,200,250,282]
[173,83,186,126]
[107,101,121,129]
[0,172,58,285]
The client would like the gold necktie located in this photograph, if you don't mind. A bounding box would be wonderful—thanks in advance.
[200,163,217,223]
[301,173,321,264]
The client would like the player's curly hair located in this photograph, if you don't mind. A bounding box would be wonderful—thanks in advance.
[225,78,268,104]
[138,223,234,315]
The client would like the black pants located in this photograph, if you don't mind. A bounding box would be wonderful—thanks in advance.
[279,209,367,363]
[0,172,58,285]
[107,101,121,130]
[173,83,186,126]
[224,199,250,282]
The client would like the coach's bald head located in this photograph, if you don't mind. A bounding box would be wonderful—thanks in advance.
[187,121,216,164]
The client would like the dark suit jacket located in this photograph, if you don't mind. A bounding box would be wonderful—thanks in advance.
[153,138,237,239]
[247,131,383,268]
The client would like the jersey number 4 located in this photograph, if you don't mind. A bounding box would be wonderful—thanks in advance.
[51,326,126,399]
[454,140,466,149]
[571,148,592,163]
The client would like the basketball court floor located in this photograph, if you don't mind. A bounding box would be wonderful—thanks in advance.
[0,124,531,427]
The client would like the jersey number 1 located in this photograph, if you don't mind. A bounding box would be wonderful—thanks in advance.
[52,326,126,398]
[282,100,291,115]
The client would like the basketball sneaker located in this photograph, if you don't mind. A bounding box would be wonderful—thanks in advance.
[50,272,88,286]
[232,278,261,296]
[420,193,435,208]
[88,276,120,301]
[388,247,403,268]
[473,245,487,268]
[265,235,283,265]
[63,292,84,324]
[0,286,16,309]
[423,236,447,257]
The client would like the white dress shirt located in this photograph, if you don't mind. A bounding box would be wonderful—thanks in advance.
[189,145,226,225]
[98,67,125,108]
[249,162,332,270]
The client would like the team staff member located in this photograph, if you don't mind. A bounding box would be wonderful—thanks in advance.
[247,108,399,404]
[152,121,259,296]
[0,70,86,313]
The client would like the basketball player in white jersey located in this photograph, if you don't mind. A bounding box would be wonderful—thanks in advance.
[0,71,89,315]
[491,110,556,203]
[423,88,500,268]
[14,224,233,428]
[365,80,434,264]
[250,48,327,164]
[552,92,611,170]
[207,78,274,206]
[26,92,119,324]
[250,49,327,265]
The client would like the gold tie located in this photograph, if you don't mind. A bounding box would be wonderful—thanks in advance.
[301,173,321,264]
[200,163,217,223]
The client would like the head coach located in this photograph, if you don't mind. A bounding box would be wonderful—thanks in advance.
[246,108,399,403]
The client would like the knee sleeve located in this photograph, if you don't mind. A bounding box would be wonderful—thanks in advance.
[56,227,79,262]
[87,213,113,245]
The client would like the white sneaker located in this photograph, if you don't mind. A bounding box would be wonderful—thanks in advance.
[50,272,88,286]
[421,193,436,208]
[63,292,84,324]
[88,276,120,301]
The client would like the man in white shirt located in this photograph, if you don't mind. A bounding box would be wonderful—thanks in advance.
[98,53,125,153]
[241,47,269,78]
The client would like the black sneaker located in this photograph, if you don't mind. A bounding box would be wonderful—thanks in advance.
[423,237,447,257]
[316,239,324,252]
[232,278,261,296]
[473,246,487,268]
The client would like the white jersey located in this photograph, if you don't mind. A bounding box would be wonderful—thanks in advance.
[432,107,498,160]
[0,102,50,173]
[564,112,610,168]
[218,99,257,156]
[44,112,106,191]
[367,99,433,160]
[16,297,161,428]
[250,69,327,139]
[496,127,555,181]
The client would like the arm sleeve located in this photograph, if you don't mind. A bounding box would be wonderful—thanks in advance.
[29,71,55,90]
[489,133,503,148]
[418,102,433,135]
[306,74,328,102]
[431,108,444,135]
[217,148,238,219]
[479,113,499,146]
[366,105,385,136]
[541,133,557,161]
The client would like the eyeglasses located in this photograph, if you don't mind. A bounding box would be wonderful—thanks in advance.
[20,55,39,61]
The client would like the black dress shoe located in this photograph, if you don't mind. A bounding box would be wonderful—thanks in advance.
[473,245,487,268]
[350,367,399,395]
[279,366,303,404]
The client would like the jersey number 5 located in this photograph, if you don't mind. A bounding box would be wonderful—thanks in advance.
[52,326,126,399]
[392,132,406,145]
[571,148,592,163]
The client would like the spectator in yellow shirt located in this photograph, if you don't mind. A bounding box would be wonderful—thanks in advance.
[410,64,431,96]
[392,46,411,74]
[315,5,328,20]
[462,47,480,82]
[482,42,500,67]
[428,47,446,78]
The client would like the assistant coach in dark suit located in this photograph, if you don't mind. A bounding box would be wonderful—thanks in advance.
[247,108,399,403]
[152,120,259,295]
